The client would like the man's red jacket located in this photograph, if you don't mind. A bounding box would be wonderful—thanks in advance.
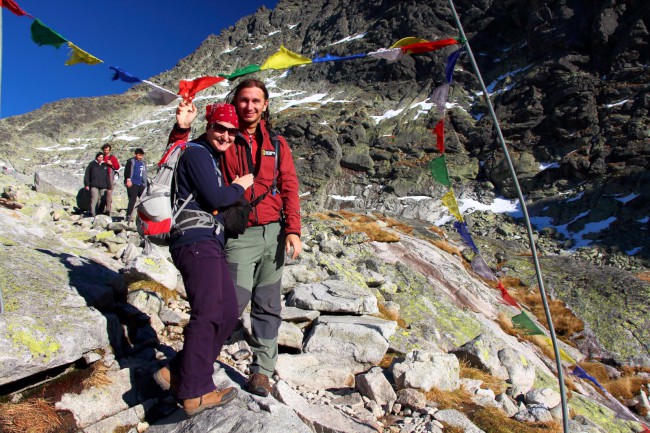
[168,120,301,237]
[105,155,120,175]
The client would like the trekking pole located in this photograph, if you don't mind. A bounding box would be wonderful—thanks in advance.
[446,1,569,432]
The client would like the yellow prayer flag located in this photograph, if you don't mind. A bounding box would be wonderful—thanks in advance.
[441,189,464,222]
[390,37,429,48]
[542,336,577,364]
[260,45,312,70]
[65,42,103,66]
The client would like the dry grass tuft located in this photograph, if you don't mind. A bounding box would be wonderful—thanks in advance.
[347,221,401,242]
[636,271,650,282]
[424,386,473,410]
[376,214,414,235]
[310,211,337,221]
[379,352,398,369]
[497,312,519,337]
[128,280,178,303]
[603,376,647,400]
[459,361,506,394]
[622,366,650,376]
[471,406,562,433]
[525,335,557,359]
[81,362,112,389]
[430,239,462,257]
[599,366,650,413]
[500,278,584,344]
[439,423,465,433]
[113,426,133,433]
[376,303,407,328]
[340,209,376,223]
[499,276,528,289]
[0,399,63,433]
[427,225,446,237]
[312,210,402,242]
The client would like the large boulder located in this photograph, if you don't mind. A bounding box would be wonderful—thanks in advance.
[122,247,178,290]
[303,315,397,372]
[34,170,81,196]
[0,243,110,386]
[286,280,379,314]
[392,350,460,392]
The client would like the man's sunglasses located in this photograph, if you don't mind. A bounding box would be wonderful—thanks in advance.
[210,123,239,136]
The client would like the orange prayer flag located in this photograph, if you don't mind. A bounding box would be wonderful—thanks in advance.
[498,281,520,308]
[1,0,29,16]
[178,76,225,101]
[389,37,429,48]
[400,38,459,55]
[434,119,444,153]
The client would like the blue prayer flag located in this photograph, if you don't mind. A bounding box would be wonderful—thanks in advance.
[445,48,463,83]
[312,53,367,63]
[110,66,141,83]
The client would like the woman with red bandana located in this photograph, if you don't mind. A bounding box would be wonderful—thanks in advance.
[154,103,254,416]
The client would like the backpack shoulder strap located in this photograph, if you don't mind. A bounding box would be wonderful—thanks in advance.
[269,130,281,197]
[172,141,222,213]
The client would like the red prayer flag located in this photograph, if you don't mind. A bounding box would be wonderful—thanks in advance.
[400,38,459,55]
[178,76,225,101]
[1,0,29,16]
[498,281,521,308]
[434,119,444,153]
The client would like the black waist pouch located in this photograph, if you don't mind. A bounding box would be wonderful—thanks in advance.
[221,197,252,235]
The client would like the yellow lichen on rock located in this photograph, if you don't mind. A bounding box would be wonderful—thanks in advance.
[7,322,61,360]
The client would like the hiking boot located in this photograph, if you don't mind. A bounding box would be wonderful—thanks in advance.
[183,388,238,417]
[153,366,179,396]
[246,373,271,397]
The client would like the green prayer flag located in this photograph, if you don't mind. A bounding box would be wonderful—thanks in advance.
[31,19,68,48]
[220,64,261,80]
[511,311,545,335]
[429,156,450,186]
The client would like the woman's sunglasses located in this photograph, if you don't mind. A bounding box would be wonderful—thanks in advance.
[210,123,239,136]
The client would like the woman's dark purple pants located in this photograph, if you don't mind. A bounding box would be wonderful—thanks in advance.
[170,240,239,400]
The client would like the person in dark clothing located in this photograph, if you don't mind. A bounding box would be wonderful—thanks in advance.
[124,148,147,222]
[153,103,254,417]
[83,152,110,217]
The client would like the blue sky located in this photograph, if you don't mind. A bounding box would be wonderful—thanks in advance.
[1,0,278,118]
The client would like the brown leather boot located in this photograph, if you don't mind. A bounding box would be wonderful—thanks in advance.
[153,366,179,396]
[183,388,238,417]
[246,373,271,397]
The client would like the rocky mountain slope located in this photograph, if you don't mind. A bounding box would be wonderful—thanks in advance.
[1,0,648,258]
[0,0,649,432]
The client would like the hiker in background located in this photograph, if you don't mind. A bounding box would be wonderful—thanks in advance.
[124,148,147,223]
[154,103,254,416]
[169,78,302,397]
[101,143,121,216]
[83,152,110,217]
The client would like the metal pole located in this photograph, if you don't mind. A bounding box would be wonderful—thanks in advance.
[1,7,3,118]
[0,10,4,312]
[446,1,570,432]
